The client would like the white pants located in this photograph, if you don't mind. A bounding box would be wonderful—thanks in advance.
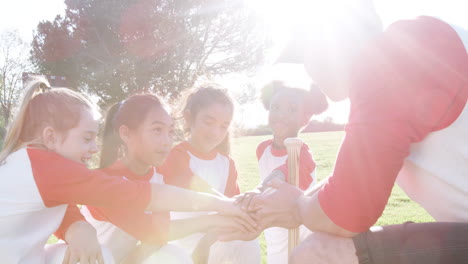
[44,243,115,264]
[207,239,261,264]
[171,212,261,263]
[170,233,261,264]
[171,233,261,264]
[141,244,193,264]
[265,225,312,264]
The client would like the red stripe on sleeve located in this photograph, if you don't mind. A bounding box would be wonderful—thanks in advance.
[298,144,315,190]
[87,206,169,245]
[224,158,241,197]
[275,143,315,191]
[159,145,193,190]
[256,140,272,161]
[28,148,151,211]
[54,205,85,240]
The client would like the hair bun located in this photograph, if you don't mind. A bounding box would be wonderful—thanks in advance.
[307,83,328,115]
[261,80,285,110]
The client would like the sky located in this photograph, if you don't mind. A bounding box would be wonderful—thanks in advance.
[1,0,467,127]
[0,0,65,40]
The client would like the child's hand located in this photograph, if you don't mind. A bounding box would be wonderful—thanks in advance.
[216,227,262,242]
[249,178,304,229]
[192,232,217,264]
[210,213,259,233]
[63,221,104,264]
[215,198,258,231]
[234,190,261,212]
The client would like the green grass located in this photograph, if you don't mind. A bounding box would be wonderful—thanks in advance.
[49,131,433,263]
[231,131,434,263]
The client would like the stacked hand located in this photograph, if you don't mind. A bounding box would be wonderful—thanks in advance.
[215,197,258,231]
[215,178,305,242]
[249,178,304,229]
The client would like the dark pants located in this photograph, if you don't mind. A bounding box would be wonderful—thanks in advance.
[353,222,468,264]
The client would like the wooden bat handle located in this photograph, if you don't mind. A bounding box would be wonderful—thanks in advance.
[284,137,303,259]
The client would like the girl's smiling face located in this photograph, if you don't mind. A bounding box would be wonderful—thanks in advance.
[52,109,100,165]
[268,90,308,147]
[123,106,174,168]
[187,102,233,153]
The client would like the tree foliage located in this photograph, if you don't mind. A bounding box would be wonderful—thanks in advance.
[0,30,32,127]
[31,0,270,104]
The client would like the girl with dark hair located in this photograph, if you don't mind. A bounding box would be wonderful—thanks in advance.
[253,80,328,264]
[81,93,255,264]
[160,84,261,264]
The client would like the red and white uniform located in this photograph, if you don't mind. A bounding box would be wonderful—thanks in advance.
[257,139,315,264]
[160,141,240,251]
[257,139,315,190]
[81,161,170,263]
[160,142,261,263]
[318,16,468,232]
[161,141,240,197]
[0,148,150,263]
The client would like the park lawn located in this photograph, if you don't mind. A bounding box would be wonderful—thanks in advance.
[232,131,434,263]
[48,131,434,263]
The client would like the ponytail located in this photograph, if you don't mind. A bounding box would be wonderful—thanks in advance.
[260,80,284,110]
[0,78,50,165]
[99,102,123,168]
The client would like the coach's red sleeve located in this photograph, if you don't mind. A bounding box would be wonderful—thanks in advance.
[318,16,468,232]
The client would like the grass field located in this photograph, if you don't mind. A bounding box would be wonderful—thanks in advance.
[232,131,434,263]
[49,131,434,263]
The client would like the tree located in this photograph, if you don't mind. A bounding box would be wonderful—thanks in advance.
[234,81,258,105]
[0,116,5,146]
[0,30,33,127]
[31,0,270,104]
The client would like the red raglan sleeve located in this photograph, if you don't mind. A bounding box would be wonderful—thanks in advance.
[276,144,315,191]
[298,144,315,190]
[224,158,241,197]
[28,149,151,212]
[54,205,86,240]
[318,16,468,232]
[87,206,170,245]
[159,146,194,190]
[256,140,271,161]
